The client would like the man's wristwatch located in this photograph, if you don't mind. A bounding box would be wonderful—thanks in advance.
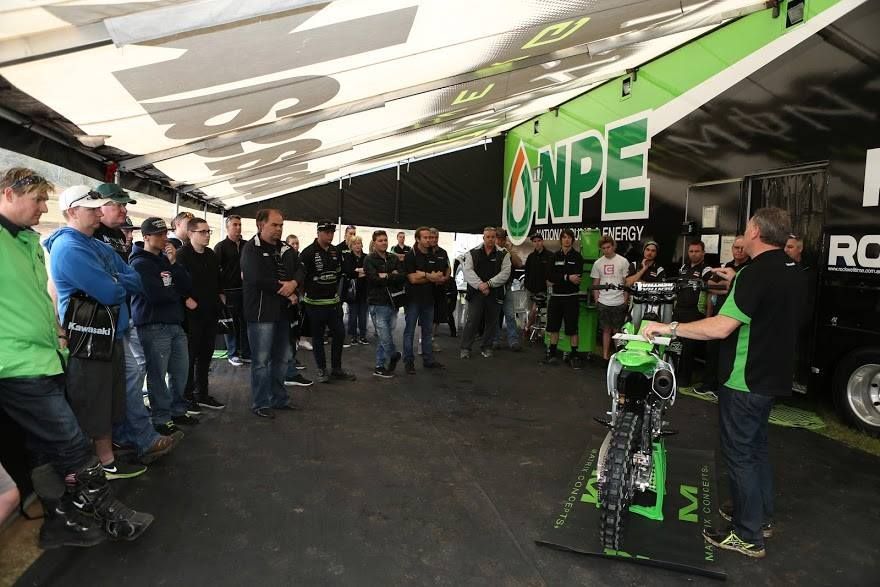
[669,321,679,338]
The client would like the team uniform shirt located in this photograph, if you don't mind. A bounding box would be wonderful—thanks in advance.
[627,260,665,282]
[676,261,713,313]
[391,244,412,257]
[295,240,343,305]
[404,246,444,305]
[718,249,806,396]
[548,248,584,296]
[590,254,630,306]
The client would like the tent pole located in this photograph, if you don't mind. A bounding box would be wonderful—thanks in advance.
[394,162,401,225]
[337,178,344,243]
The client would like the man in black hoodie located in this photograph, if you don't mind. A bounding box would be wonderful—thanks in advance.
[241,209,312,419]
[130,218,197,436]
[177,217,226,412]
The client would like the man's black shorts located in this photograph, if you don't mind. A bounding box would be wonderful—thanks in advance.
[547,295,579,336]
[66,340,126,437]
[597,302,627,330]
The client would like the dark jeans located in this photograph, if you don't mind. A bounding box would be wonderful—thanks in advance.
[223,289,250,359]
[247,321,290,411]
[185,312,217,401]
[347,301,368,338]
[0,375,93,475]
[460,294,502,353]
[718,387,774,544]
[139,323,189,426]
[305,303,345,371]
[403,301,434,364]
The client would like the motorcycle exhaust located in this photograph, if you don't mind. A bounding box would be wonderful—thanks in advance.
[652,368,675,396]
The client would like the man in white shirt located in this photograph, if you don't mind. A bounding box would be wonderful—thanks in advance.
[590,235,630,361]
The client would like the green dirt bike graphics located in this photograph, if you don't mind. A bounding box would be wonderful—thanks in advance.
[595,280,706,551]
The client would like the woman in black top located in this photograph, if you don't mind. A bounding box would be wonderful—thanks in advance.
[344,236,369,344]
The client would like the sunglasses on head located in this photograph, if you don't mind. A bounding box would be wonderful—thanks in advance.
[69,190,105,207]
[10,175,46,191]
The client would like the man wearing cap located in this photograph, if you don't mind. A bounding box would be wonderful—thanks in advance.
[241,209,312,418]
[130,217,197,435]
[93,182,137,261]
[296,220,357,383]
[0,168,154,546]
[46,186,149,480]
[90,183,181,465]
[215,214,251,366]
[523,232,553,335]
[625,240,667,331]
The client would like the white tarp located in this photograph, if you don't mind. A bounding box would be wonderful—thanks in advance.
[0,0,764,208]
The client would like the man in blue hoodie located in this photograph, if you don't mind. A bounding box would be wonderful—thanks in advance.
[130,217,197,435]
[46,186,147,480]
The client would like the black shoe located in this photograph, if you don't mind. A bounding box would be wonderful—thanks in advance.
[154,421,179,436]
[102,460,147,481]
[172,414,200,426]
[702,527,765,558]
[570,355,584,370]
[358,337,370,345]
[388,351,402,373]
[343,339,353,348]
[185,400,202,416]
[331,369,357,381]
[273,403,302,412]
[373,366,394,378]
[405,361,416,375]
[718,507,774,538]
[423,361,445,369]
[316,369,331,384]
[197,395,226,410]
[284,374,314,387]
[541,353,560,366]
[253,407,275,419]
[295,359,307,370]
[38,502,106,549]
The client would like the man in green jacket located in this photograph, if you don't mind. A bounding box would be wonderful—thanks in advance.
[0,167,153,548]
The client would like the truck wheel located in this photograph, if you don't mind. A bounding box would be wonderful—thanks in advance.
[832,348,880,437]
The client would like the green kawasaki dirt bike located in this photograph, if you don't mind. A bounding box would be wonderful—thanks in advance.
[594,279,709,550]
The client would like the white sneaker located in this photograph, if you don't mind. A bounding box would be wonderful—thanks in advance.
[298,340,313,351]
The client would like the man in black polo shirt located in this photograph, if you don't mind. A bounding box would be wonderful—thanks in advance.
[674,239,713,387]
[644,207,805,559]
[391,231,411,262]
[543,228,584,369]
[403,226,446,373]
[459,226,511,360]
[215,214,250,366]
[295,220,357,383]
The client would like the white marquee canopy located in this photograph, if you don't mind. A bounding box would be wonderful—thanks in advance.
[0,0,764,209]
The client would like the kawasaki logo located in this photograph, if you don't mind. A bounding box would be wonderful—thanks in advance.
[68,322,112,336]
[504,111,652,245]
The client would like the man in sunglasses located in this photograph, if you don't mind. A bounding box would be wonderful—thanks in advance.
[0,168,153,546]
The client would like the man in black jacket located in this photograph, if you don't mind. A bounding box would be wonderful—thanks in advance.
[543,229,584,368]
[214,214,250,366]
[295,220,357,384]
[524,232,553,335]
[241,209,311,418]
[459,227,511,359]
[177,217,226,412]
[364,230,405,377]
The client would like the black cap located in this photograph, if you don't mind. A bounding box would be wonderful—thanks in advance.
[141,217,168,235]
[317,219,336,232]
[529,232,543,241]
[121,217,136,231]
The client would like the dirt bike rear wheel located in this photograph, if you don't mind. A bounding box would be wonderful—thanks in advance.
[599,410,642,551]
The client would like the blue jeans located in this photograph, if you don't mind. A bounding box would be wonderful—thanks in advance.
[493,289,518,346]
[113,328,161,455]
[305,304,345,371]
[370,305,398,368]
[0,375,93,474]
[139,323,189,426]
[247,321,290,411]
[347,301,368,338]
[403,301,434,364]
[718,387,775,545]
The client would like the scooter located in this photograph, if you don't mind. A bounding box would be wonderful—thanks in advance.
[593,279,707,550]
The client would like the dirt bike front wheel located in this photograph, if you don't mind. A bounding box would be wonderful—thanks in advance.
[599,410,642,551]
